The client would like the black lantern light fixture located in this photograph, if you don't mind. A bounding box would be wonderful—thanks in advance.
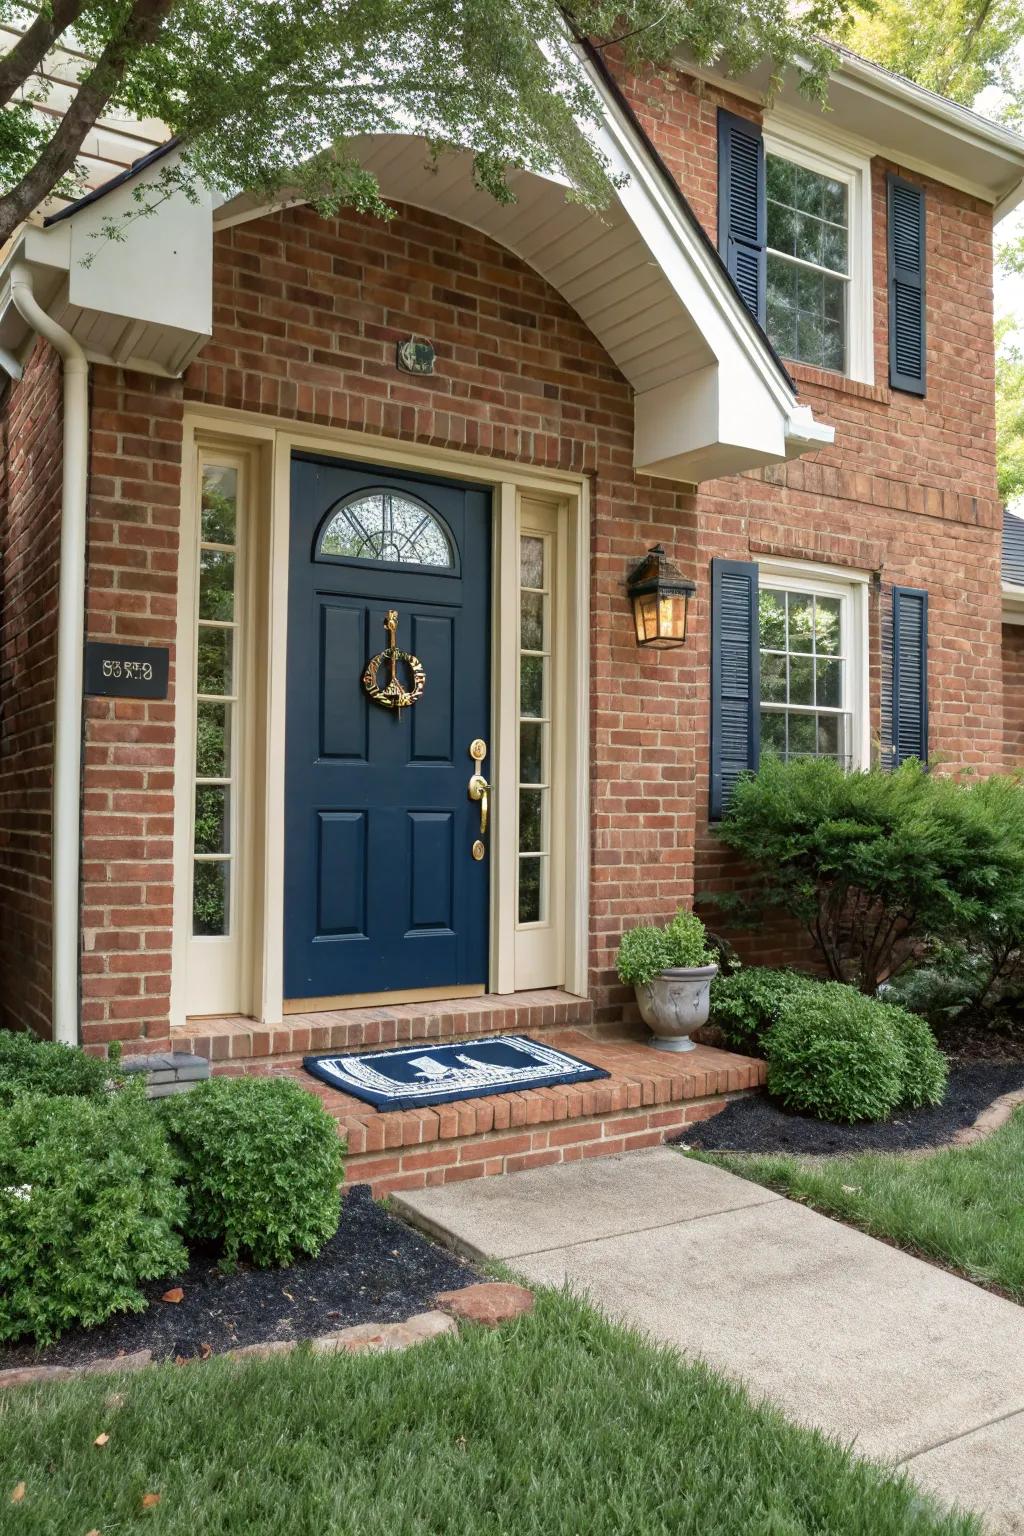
[626,544,696,649]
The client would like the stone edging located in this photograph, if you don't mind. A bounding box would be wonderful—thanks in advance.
[0,1283,535,1392]
[948,1087,1024,1149]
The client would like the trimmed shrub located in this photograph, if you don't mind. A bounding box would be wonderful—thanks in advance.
[715,756,1024,994]
[0,1082,187,1345]
[885,1002,948,1108]
[709,968,820,1055]
[617,909,713,987]
[765,984,907,1123]
[160,1076,344,1268]
[0,1030,122,1106]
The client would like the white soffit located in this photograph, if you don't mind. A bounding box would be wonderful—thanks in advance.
[218,95,832,483]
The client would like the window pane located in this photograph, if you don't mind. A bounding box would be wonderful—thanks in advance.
[816,658,842,709]
[759,590,787,649]
[195,700,231,779]
[197,626,233,697]
[520,655,544,718]
[520,720,543,785]
[520,535,544,589]
[193,860,229,937]
[201,467,237,545]
[761,653,786,703]
[199,549,236,622]
[766,257,798,362]
[788,593,814,652]
[519,789,543,854]
[766,154,793,205]
[518,857,543,924]
[317,492,452,567]
[788,713,816,755]
[194,785,230,855]
[815,597,842,655]
[760,711,786,755]
[789,656,814,706]
[520,590,545,651]
[818,714,841,758]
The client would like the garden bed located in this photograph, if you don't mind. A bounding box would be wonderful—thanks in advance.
[672,1061,1024,1156]
[0,1185,480,1370]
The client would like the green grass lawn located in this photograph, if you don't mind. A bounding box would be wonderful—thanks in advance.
[1,1291,976,1535]
[698,1107,1024,1302]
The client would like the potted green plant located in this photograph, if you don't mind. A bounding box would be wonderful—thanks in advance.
[616,909,718,1052]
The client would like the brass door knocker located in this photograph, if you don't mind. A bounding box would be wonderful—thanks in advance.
[362,609,426,716]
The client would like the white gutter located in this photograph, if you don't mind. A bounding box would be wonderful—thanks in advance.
[9,262,88,1047]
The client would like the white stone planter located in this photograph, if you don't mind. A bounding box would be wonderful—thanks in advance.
[634,964,718,1052]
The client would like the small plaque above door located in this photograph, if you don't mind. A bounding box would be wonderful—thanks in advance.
[84,642,170,699]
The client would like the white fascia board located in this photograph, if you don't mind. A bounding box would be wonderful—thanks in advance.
[676,49,1024,218]
[573,47,832,473]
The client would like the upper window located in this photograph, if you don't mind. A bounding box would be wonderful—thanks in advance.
[761,122,873,385]
[316,490,453,568]
[756,565,868,772]
[766,155,848,374]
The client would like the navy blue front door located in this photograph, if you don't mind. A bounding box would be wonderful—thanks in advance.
[285,454,491,1000]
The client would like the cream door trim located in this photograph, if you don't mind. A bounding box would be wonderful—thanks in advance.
[172,408,591,1026]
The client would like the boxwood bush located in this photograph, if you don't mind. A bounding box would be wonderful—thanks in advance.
[708,968,819,1055]
[0,1029,122,1106]
[0,1082,187,1345]
[765,983,947,1123]
[765,985,906,1123]
[160,1076,344,1268]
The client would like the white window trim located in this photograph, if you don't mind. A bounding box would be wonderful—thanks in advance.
[756,558,870,771]
[762,114,875,387]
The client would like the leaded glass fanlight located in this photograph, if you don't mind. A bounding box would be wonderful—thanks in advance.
[316,490,454,568]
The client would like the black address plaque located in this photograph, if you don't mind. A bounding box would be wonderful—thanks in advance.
[84,642,170,700]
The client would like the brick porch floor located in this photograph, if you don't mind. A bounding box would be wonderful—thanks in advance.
[171,992,765,1194]
[269,1031,765,1195]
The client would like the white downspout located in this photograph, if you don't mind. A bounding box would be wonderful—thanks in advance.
[10,262,89,1046]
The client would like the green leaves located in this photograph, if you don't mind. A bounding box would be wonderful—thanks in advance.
[709,967,820,1055]
[616,907,712,985]
[0,0,855,244]
[0,1029,123,1107]
[159,1076,344,1269]
[764,983,947,1123]
[0,1081,187,1346]
[716,758,1024,994]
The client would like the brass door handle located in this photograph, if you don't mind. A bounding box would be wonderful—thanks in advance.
[468,773,491,836]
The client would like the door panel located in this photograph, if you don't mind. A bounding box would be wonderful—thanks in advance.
[285,455,491,1000]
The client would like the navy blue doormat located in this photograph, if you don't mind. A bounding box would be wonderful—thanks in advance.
[302,1034,610,1111]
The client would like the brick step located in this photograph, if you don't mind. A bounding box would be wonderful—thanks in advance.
[170,989,591,1066]
[271,1031,766,1195]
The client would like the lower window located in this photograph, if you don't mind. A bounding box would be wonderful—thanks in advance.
[757,567,866,769]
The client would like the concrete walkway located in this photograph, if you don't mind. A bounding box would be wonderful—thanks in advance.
[395,1149,1024,1534]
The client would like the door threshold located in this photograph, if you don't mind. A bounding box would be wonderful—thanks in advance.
[282,983,486,1015]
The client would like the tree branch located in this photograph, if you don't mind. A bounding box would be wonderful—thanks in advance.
[0,0,90,111]
[0,0,176,248]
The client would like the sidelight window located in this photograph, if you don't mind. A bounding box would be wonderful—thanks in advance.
[192,463,243,937]
[518,531,552,925]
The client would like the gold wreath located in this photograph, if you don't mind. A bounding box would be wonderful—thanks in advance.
[362,610,426,715]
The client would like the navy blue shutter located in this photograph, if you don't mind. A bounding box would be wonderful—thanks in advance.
[892,587,928,765]
[887,175,926,396]
[710,559,760,818]
[718,110,766,327]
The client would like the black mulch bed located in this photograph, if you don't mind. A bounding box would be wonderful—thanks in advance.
[0,1185,480,1370]
[671,1061,1024,1157]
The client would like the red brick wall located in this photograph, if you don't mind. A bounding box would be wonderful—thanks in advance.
[79,372,183,1050]
[0,339,61,1038]
[1003,624,1024,768]
[619,64,1004,966]
[0,61,1007,1046]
